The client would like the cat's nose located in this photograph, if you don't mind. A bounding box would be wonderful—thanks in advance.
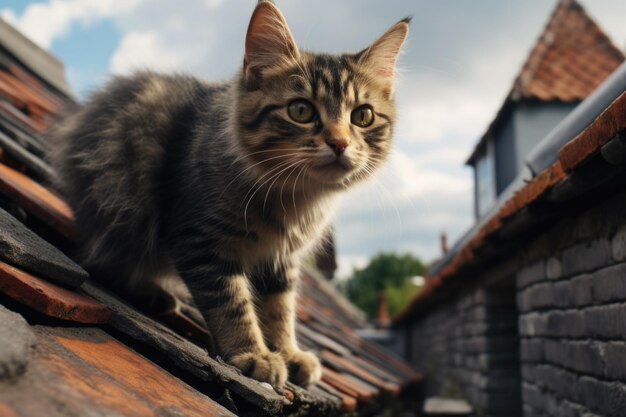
[325,137,349,155]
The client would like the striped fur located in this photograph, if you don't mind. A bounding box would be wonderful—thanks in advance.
[48,1,408,388]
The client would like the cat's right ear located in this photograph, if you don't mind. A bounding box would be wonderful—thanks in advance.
[243,1,299,82]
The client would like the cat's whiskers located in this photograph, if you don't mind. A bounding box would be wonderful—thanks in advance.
[232,148,313,165]
[262,159,304,215]
[278,159,306,213]
[241,157,298,209]
[220,151,306,199]
[288,161,309,213]
[241,157,301,229]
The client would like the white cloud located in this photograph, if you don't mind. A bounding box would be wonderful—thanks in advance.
[105,0,243,77]
[1,0,146,49]
[0,9,18,25]
[398,97,495,143]
[203,0,224,9]
[394,40,525,145]
[110,31,184,74]
[386,150,472,197]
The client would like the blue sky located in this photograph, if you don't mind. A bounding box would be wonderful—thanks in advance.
[2,0,625,277]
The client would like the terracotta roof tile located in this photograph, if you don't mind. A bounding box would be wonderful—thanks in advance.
[513,0,624,102]
[316,380,358,412]
[348,352,404,386]
[80,282,290,415]
[0,52,68,130]
[299,268,368,329]
[0,163,77,240]
[0,326,236,417]
[322,366,376,402]
[0,261,110,324]
[320,349,401,394]
[0,101,45,135]
[559,91,626,171]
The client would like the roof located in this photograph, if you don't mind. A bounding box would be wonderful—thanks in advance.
[0,24,421,417]
[395,67,626,324]
[0,18,73,98]
[466,0,624,165]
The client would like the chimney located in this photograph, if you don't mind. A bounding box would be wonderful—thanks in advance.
[315,227,337,280]
[375,292,391,329]
[440,231,449,255]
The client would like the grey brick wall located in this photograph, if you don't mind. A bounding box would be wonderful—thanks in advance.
[518,192,626,417]
[407,191,626,417]
[409,284,522,416]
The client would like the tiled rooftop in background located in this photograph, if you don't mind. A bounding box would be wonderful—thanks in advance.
[0,18,420,417]
[512,0,623,102]
[396,89,626,324]
[467,0,624,164]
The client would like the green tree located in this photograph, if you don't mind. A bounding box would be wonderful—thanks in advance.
[342,252,425,320]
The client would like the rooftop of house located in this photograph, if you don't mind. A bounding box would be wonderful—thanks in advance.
[393,0,626,325]
[466,0,624,165]
[395,64,626,324]
[0,18,72,107]
[0,19,421,417]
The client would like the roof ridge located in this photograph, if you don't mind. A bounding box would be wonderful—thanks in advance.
[511,0,567,100]
[513,0,624,101]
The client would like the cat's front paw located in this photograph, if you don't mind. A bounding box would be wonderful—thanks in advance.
[285,350,322,386]
[229,350,288,388]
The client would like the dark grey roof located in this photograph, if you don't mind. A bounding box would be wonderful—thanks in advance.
[526,62,626,175]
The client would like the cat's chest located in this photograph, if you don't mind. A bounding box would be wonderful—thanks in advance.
[243,204,333,261]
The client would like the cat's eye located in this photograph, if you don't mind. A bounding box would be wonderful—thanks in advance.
[288,99,316,123]
[351,105,374,127]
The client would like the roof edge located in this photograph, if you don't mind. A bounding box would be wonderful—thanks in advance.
[0,18,73,98]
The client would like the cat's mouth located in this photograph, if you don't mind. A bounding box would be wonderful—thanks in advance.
[310,155,355,184]
[314,155,353,172]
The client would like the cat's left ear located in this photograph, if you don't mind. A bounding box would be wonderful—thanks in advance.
[357,17,410,96]
[244,1,299,82]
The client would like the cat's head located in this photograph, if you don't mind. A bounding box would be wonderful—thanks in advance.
[236,0,408,191]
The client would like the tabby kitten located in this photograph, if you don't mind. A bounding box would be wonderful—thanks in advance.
[49,0,408,387]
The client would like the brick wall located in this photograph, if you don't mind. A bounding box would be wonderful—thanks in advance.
[408,280,522,416]
[406,190,626,417]
[518,191,626,417]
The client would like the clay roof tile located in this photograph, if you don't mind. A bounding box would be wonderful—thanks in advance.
[514,0,623,101]
[467,0,624,164]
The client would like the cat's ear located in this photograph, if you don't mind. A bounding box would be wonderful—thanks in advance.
[357,17,410,95]
[244,1,299,82]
